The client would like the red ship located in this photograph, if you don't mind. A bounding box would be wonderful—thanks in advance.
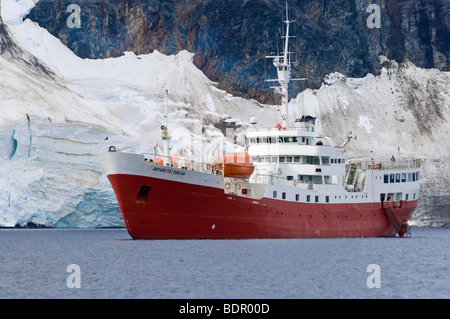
[97,4,420,239]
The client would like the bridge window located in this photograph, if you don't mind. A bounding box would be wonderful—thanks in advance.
[298,175,322,184]
[384,174,389,183]
[396,174,400,183]
[401,173,406,182]
[277,136,297,143]
[390,174,395,183]
[251,136,278,144]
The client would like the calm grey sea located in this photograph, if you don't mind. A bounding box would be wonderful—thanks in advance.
[0,228,449,299]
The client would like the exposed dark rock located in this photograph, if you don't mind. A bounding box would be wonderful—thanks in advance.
[0,3,57,81]
[26,0,449,104]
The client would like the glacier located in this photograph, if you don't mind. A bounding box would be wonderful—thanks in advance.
[0,0,449,228]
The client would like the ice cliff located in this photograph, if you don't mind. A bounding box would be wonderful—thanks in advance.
[0,0,449,228]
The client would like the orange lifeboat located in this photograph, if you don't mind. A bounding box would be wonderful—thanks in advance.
[153,156,164,165]
[214,152,254,178]
[170,153,188,168]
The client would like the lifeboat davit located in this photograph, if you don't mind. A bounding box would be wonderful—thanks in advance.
[214,152,254,178]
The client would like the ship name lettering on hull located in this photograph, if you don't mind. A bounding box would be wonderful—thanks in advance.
[152,166,186,176]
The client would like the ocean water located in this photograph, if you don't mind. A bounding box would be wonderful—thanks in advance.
[0,228,449,299]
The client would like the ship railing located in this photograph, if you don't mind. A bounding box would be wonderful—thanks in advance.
[345,158,421,171]
[251,173,316,190]
[142,153,223,175]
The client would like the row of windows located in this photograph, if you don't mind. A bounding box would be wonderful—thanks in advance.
[272,191,369,202]
[272,191,417,204]
[383,172,419,183]
[280,156,319,164]
[252,156,344,164]
[380,193,416,201]
[248,136,312,144]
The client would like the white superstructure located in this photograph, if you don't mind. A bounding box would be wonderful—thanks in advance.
[242,3,420,206]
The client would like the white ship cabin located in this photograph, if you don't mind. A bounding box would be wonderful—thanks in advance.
[242,114,421,205]
[246,116,346,190]
[222,3,420,205]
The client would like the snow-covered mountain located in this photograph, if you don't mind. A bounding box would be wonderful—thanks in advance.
[0,0,449,228]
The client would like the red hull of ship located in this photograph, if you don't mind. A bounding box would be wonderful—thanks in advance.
[108,174,417,239]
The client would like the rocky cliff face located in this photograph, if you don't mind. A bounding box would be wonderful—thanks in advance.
[1,5,56,81]
[27,0,450,103]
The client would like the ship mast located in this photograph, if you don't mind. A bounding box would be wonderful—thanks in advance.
[266,2,303,130]
[162,89,170,165]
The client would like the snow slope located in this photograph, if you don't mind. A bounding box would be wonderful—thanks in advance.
[1,0,449,227]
